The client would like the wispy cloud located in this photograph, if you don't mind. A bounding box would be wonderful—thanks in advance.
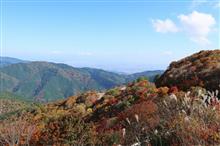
[152,11,216,46]
[152,19,179,33]
[178,11,216,46]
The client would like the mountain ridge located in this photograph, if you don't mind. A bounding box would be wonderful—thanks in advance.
[1,50,220,145]
[0,59,163,101]
[156,49,220,92]
[0,56,28,67]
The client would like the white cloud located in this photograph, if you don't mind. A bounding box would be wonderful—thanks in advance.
[152,11,216,46]
[152,19,179,33]
[178,11,216,45]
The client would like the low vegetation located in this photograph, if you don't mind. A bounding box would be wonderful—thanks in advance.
[1,79,220,145]
[0,50,220,145]
[156,50,220,92]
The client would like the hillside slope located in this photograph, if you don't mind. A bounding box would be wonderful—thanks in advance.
[127,70,163,82]
[156,50,220,91]
[0,62,126,101]
[0,92,30,119]
[1,79,220,145]
[0,61,162,101]
[1,50,220,145]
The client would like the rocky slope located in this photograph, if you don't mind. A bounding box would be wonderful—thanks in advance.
[156,50,220,91]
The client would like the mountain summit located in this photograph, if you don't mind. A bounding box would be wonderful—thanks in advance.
[156,49,220,91]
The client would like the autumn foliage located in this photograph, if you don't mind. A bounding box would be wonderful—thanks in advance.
[1,76,220,145]
[156,50,220,92]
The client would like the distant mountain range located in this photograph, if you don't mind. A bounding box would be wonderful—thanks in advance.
[0,57,28,67]
[0,57,163,101]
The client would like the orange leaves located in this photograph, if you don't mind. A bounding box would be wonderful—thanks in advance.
[34,114,97,145]
[156,50,220,92]
[123,100,159,128]
[168,86,178,94]
[3,74,220,145]
[0,118,36,146]
[157,86,169,96]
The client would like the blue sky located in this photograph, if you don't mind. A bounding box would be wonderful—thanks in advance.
[1,0,220,73]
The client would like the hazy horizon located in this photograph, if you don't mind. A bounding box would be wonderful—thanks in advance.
[0,55,167,73]
[0,0,219,73]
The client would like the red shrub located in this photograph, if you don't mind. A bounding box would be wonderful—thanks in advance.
[168,86,178,94]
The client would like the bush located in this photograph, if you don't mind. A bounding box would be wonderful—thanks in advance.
[136,76,148,82]
[36,114,97,145]
[0,117,35,146]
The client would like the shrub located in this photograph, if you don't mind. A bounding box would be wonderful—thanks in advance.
[136,76,148,82]
[36,114,97,145]
[0,117,35,146]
